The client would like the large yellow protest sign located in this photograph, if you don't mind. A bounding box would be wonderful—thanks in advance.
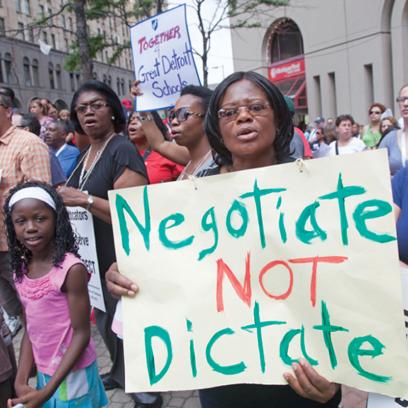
[109,149,408,397]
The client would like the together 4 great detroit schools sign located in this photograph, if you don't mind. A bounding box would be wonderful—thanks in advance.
[130,5,201,111]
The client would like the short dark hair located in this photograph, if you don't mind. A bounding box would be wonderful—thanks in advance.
[180,85,213,114]
[205,71,293,166]
[20,113,41,136]
[335,114,355,127]
[0,87,15,101]
[70,80,126,134]
[128,111,169,140]
[0,93,13,108]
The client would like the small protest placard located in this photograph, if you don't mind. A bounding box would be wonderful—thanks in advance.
[130,4,201,111]
[68,206,105,312]
[109,150,408,397]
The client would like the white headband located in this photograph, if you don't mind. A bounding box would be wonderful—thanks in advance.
[9,187,56,211]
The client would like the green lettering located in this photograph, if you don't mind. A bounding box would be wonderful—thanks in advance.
[186,319,197,378]
[353,200,396,243]
[279,326,318,366]
[206,328,247,375]
[226,200,248,238]
[313,301,349,368]
[296,201,327,244]
[115,189,151,254]
[348,335,391,383]
[240,179,286,248]
[144,325,173,385]
[158,213,194,249]
[241,302,286,373]
[319,173,365,246]
[198,207,219,260]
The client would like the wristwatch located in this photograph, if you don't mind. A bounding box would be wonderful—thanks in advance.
[86,193,94,211]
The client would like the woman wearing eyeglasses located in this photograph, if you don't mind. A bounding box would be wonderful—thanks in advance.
[379,84,408,175]
[127,111,183,184]
[362,102,386,148]
[106,71,341,407]
[57,81,162,408]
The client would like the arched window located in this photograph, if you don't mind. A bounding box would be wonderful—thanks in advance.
[108,75,112,87]
[32,58,39,86]
[49,62,55,89]
[69,72,75,92]
[55,64,62,89]
[23,57,32,86]
[4,53,13,84]
[269,19,304,63]
[120,78,125,96]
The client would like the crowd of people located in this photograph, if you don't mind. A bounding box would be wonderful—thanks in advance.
[0,75,407,408]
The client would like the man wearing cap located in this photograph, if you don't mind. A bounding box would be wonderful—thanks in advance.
[0,88,51,336]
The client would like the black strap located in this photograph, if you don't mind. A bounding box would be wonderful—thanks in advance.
[335,141,339,155]
[142,147,152,160]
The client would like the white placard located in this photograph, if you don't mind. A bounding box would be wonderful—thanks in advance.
[68,206,105,312]
[130,4,201,111]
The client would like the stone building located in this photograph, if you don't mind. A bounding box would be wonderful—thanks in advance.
[0,0,135,109]
[230,0,408,124]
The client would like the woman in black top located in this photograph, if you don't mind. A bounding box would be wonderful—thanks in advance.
[106,72,341,407]
[58,81,161,407]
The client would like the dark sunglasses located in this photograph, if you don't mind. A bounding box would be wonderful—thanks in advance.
[369,110,382,115]
[168,107,204,122]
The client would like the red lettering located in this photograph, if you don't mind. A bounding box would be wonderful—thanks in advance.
[138,36,146,53]
[289,256,348,307]
[216,253,252,312]
[259,260,293,300]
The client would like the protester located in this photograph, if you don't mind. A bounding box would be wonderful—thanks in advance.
[362,102,386,148]
[57,80,161,408]
[0,90,51,338]
[12,113,66,188]
[379,84,408,174]
[45,119,80,177]
[29,98,52,140]
[379,115,400,145]
[127,111,183,183]
[327,114,366,156]
[59,109,70,121]
[4,181,107,408]
[0,312,16,408]
[47,103,59,120]
[311,127,330,158]
[106,71,341,408]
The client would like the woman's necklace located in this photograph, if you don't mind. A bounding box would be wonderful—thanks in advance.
[179,150,212,180]
[65,133,115,190]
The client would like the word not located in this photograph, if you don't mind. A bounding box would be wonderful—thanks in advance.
[115,174,395,260]
[144,300,391,385]
[138,25,181,54]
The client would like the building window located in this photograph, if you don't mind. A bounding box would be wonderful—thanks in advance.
[328,72,337,116]
[4,53,13,84]
[69,72,75,92]
[75,73,80,88]
[49,62,55,89]
[42,31,48,44]
[103,74,107,83]
[23,56,32,86]
[0,54,3,83]
[18,22,25,40]
[116,77,120,95]
[39,4,44,18]
[51,33,56,49]
[22,0,30,15]
[32,58,39,86]
[105,51,108,62]
[55,64,62,89]
[313,75,322,117]
[28,27,34,42]
[364,64,374,108]
[15,0,21,13]
[0,17,5,36]
[107,75,112,87]
[120,79,125,96]
[61,14,66,28]
[269,19,304,63]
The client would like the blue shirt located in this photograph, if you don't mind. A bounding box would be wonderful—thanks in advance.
[52,144,80,177]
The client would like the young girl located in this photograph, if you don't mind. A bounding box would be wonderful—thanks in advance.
[4,181,107,408]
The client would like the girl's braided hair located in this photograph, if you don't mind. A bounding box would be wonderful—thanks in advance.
[3,181,79,279]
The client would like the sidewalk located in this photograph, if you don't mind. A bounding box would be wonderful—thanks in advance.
[12,325,366,407]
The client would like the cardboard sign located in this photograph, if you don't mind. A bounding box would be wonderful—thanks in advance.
[130,4,201,111]
[68,207,105,312]
[109,150,408,397]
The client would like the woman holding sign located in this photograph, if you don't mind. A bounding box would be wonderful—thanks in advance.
[106,72,341,407]
[58,81,162,408]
